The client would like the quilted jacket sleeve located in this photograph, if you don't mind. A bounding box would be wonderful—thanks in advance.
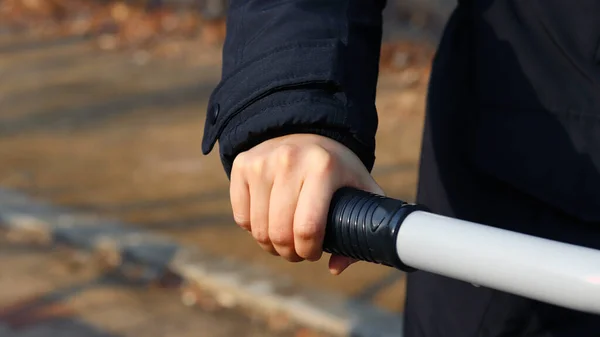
[202,0,387,177]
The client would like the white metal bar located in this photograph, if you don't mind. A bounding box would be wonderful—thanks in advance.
[396,211,600,314]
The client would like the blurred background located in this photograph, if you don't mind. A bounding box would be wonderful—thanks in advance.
[0,0,453,336]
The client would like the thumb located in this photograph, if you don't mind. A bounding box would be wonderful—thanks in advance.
[328,255,357,275]
[359,176,385,197]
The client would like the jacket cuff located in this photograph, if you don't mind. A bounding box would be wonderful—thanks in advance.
[215,88,376,177]
[202,38,345,154]
[202,38,377,176]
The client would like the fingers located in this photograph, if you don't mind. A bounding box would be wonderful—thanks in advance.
[248,160,278,256]
[269,173,303,262]
[230,156,251,232]
[293,148,337,261]
[267,144,304,262]
[229,134,384,274]
[232,152,278,256]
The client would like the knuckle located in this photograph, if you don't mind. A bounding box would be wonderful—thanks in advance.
[274,246,303,262]
[275,144,300,169]
[250,158,266,176]
[295,220,322,241]
[296,245,322,261]
[235,152,266,177]
[253,231,271,245]
[304,250,323,262]
[232,152,249,171]
[308,147,336,174]
[270,228,293,247]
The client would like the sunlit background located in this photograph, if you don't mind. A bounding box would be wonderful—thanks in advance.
[0,1,452,336]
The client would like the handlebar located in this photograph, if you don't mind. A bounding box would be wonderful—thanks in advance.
[323,187,600,315]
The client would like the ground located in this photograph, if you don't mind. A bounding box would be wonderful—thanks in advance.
[0,236,331,337]
[0,21,434,313]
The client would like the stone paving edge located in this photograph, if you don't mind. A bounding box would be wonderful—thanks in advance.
[0,189,404,337]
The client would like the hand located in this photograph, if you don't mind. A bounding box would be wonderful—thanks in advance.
[230,133,384,275]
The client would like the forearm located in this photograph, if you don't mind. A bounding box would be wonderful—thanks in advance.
[201,0,387,177]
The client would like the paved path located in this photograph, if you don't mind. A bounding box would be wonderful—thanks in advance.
[0,236,326,337]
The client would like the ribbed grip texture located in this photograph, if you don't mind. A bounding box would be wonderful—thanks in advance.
[323,187,420,271]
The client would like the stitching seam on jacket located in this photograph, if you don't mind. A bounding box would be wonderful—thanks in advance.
[211,41,340,95]
[208,74,340,140]
[224,96,345,147]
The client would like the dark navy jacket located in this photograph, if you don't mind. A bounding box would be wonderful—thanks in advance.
[201,0,386,176]
[201,0,600,227]
[201,1,600,335]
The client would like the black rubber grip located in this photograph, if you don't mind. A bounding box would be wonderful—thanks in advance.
[323,187,425,271]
